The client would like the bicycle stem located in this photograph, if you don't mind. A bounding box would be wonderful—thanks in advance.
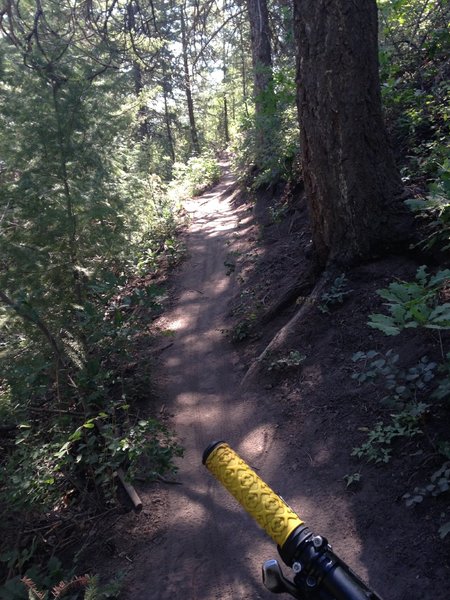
[203,441,383,600]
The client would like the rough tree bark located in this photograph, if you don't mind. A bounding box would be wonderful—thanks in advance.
[181,6,201,154]
[246,0,277,154]
[163,73,176,162]
[294,0,403,268]
[241,0,405,389]
[238,15,250,118]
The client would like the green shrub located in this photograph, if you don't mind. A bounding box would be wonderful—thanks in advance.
[352,404,427,464]
[368,266,450,335]
[267,351,306,372]
[352,350,437,409]
[353,263,450,537]
[172,152,221,198]
[318,274,352,314]
[406,159,450,250]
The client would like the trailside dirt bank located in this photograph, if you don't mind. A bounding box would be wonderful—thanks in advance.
[108,170,448,600]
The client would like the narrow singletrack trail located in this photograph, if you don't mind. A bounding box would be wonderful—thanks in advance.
[125,168,394,599]
[128,167,280,599]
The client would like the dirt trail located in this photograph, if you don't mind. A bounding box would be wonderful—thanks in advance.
[128,168,281,599]
[124,169,434,600]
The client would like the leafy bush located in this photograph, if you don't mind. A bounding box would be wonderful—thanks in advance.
[230,319,253,343]
[267,351,306,372]
[403,461,450,508]
[352,350,436,409]
[171,152,221,197]
[432,353,450,402]
[352,404,427,464]
[368,266,450,335]
[379,0,450,182]
[403,461,450,539]
[405,159,450,250]
[230,67,300,188]
[353,263,450,537]
[0,412,183,514]
[318,274,352,314]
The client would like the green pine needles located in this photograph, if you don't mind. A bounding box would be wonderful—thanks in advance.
[0,1,184,584]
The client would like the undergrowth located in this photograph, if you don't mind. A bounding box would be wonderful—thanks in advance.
[0,172,185,590]
[351,267,450,538]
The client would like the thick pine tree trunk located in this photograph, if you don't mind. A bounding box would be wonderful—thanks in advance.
[294,0,402,268]
[163,75,176,162]
[246,0,273,111]
[181,7,200,155]
[246,0,277,157]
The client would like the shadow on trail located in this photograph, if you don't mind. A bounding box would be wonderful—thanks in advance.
[124,171,432,600]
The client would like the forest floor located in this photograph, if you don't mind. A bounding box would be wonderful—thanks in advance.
[93,164,449,599]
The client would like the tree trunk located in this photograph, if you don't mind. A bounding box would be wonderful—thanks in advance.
[239,16,250,118]
[133,62,151,139]
[246,0,273,108]
[181,7,201,154]
[246,0,276,155]
[163,75,176,162]
[222,41,230,145]
[294,0,403,268]
[223,95,230,144]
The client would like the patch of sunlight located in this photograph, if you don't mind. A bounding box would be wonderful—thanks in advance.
[176,402,222,426]
[167,316,188,331]
[166,356,181,368]
[209,220,235,234]
[177,392,198,407]
[238,425,278,463]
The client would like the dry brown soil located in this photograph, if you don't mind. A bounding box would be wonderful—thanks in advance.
[99,167,449,600]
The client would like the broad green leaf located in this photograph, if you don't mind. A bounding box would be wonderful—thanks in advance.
[415,265,429,283]
[439,522,450,539]
[368,314,401,335]
[429,270,450,287]
[428,304,450,326]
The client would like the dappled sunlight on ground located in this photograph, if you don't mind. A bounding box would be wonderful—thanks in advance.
[119,168,427,600]
[238,424,279,462]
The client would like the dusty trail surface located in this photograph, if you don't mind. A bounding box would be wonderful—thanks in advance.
[122,169,445,600]
[128,169,279,599]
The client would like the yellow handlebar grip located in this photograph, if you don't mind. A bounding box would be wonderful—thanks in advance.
[203,441,303,548]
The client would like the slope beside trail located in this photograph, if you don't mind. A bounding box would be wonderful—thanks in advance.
[121,168,445,600]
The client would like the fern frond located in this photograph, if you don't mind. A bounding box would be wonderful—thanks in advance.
[21,576,47,600]
[52,575,90,600]
[83,575,100,600]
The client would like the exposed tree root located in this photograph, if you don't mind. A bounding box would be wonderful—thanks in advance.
[259,271,315,325]
[240,270,334,389]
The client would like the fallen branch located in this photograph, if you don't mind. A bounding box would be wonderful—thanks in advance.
[28,406,84,416]
[93,421,143,512]
[135,474,181,485]
[117,469,143,512]
[240,270,334,389]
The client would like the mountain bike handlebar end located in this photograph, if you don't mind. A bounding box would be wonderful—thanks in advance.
[203,441,384,600]
[202,440,226,465]
[203,441,304,548]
